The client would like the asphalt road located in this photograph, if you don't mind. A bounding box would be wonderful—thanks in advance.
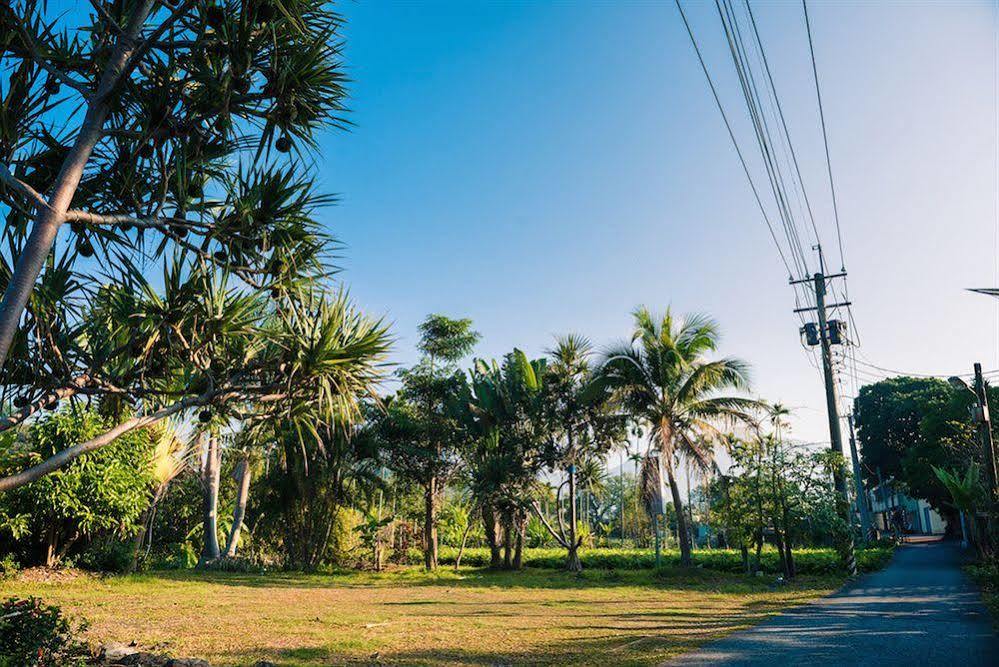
[668,538,997,666]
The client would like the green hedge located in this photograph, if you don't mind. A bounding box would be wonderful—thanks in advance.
[413,546,893,574]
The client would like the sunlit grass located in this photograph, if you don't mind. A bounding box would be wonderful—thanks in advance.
[5,564,846,666]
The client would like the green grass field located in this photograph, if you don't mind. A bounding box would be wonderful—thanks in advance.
[3,557,861,666]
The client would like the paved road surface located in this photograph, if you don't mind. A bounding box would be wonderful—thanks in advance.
[668,538,997,666]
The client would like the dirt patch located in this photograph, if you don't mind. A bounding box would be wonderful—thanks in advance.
[15,566,97,584]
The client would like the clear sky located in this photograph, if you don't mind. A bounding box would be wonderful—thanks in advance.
[311,0,998,448]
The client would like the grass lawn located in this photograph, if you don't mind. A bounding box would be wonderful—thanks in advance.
[4,565,844,666]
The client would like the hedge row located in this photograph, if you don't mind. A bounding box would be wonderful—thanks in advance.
[413,546,893,574]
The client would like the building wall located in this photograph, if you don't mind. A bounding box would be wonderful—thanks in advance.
[866,484,947,535]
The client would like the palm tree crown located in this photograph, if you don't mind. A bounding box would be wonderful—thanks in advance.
[597,306,759,564]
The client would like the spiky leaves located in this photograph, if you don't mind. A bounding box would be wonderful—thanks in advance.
[0,0,354,384]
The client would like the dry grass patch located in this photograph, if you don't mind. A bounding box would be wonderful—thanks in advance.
[4,566,841,666]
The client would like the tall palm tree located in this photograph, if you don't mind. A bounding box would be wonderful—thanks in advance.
[598,307,757,566]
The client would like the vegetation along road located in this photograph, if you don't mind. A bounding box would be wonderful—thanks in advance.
[669,538,998,666]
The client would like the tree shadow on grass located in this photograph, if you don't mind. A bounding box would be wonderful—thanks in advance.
[218,631,730,667]
[138,567,838,595]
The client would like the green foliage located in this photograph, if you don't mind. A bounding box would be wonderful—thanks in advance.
[933,464,983,515]
[438,500,475,547]
[406,546,892,574]
[0,553,19,579]
[417,315,480,366]
[967,557,999,622]
[855,376,992,518]
[75,538,134,574]
[0,408,155,565]
[0,597,90,667]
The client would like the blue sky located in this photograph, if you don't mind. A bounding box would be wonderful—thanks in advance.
[314,1,997,446]
[32,0,998,449]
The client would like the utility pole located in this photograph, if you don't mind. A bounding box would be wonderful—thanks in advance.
[791,249,857,574]
[972,363,998,500]
[847,414,871,541]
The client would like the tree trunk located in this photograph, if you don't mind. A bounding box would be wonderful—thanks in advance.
[566,464,582,572]
[454,513,474,571]
[502,515,513,569]
[423,476,438,571]
[0,1,157,373]
[512,510,527,569]
[223,456,252,559]
[130,496,156,572]
[740,543,750,573]
[198,436,221,567]
[45,524,59,567]
[483,504,502,568]
[663,454,692,566]
[781,502,796,579]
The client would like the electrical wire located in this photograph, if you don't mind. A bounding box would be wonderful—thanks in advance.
[674,0,798,282]
[802,0,846,273]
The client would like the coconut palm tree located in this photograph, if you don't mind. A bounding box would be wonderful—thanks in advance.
[597,307,758,566]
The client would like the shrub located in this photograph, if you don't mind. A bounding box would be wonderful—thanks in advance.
[0,554,19,580]
[0,408,156,567]
[423,545,893,573]
[77,539,134,574]
[0,597,90,667]
[967,556,999,621]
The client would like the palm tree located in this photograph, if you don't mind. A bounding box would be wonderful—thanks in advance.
[597,307,757,566]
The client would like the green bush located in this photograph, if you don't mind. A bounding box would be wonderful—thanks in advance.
[418,545,893,574]
[0,597,90,667]
[77,539,134,574]
[0,554,19,580]
[967,557,999,621]
[0,408,156,567]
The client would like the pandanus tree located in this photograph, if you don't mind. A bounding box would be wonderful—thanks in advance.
[0,0,347,372]
[0,1,392,494]
[596,307,757,566]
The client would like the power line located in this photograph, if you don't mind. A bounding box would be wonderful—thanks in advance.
[717,0,812,279]
[851,352,999,380]
[673,0,797,282]
[743,0,822,248]
[802,0,846,272]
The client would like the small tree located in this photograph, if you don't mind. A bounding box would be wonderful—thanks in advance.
[0,407,155,566]
[531,335,622,571]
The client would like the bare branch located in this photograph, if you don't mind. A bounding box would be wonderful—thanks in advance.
[0,389,216,493]
[0,165,51,212]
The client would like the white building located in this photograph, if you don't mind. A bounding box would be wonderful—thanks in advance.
[866,479,947,536]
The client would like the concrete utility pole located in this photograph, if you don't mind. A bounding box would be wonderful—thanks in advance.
[792,253,857,575]
[847,414,872,540]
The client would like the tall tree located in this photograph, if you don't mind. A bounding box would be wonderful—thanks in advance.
[0,0,349,372]
[0,3,392,493]
[531,334,622,571]
[463,350,549,569]
[380,315,479,570]
[596,307,757,566]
